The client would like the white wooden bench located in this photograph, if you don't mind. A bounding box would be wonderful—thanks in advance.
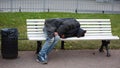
[26,19,119,57]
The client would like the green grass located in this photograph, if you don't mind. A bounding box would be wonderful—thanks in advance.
[0,12,120,50]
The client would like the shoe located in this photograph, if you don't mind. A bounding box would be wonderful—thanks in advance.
[36,55,48,64]
[36,58,47,64]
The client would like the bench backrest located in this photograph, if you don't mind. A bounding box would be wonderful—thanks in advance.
[26,19,112,40]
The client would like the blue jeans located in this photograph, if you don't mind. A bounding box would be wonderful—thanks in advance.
[38,27,60,58]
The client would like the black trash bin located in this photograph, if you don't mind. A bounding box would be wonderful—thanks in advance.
[1,28,18,59]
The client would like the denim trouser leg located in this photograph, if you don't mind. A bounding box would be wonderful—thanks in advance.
[38,27,60,57]
[38,37,53,56]
[46,35,60,55]
[38,35,60,56]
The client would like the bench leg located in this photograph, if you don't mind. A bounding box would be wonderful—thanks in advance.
[36,41,42,54]
[99,40,110,57]
[99,41,104,52]
[61,41,65,49]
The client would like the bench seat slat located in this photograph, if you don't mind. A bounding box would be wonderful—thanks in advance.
[27,32,111,34]
[27,30,111,33]
[76,19,110,21]
[86,33,112,36]
[27,23,44,25]
[27,32,43,34]
[27,25,111,28]
[27,26,44,28]
[81,25,111,28]
[80,23,110,25]
[28,35,45,37]
[27,33,112,37]
[27,22,110,25]
[86,30,111,33]
[27,28,112,32]
[62,36,119,40]
[82,28,111,31]
[27,29,43,31]
[28,36,119,41]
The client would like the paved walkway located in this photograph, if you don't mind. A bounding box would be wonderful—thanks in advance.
[0,50,120,68]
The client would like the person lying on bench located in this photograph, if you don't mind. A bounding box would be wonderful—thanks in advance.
[36,18,86,64]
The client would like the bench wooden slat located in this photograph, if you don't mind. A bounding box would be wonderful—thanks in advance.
[76,19,110,21]
[27,23,44,25]
[28,33,112,37]
[85,33,112,36]
[81,25,111,28]
[27,27,111,31]
[87,31,111,33]
[82,28,111,31]
[27,26,44,28]
[27,29,111,33]
[81,22,110,25]
[27,25,111,28]
[27,22,110,25]
[27,19,45,21]
[27,29,42,31]
[28,35,45,37]
[61,36,119,40]
[27,32,112,36]
[27,36,119,41]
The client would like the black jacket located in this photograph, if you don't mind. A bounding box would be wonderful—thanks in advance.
[44,18,82,38]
